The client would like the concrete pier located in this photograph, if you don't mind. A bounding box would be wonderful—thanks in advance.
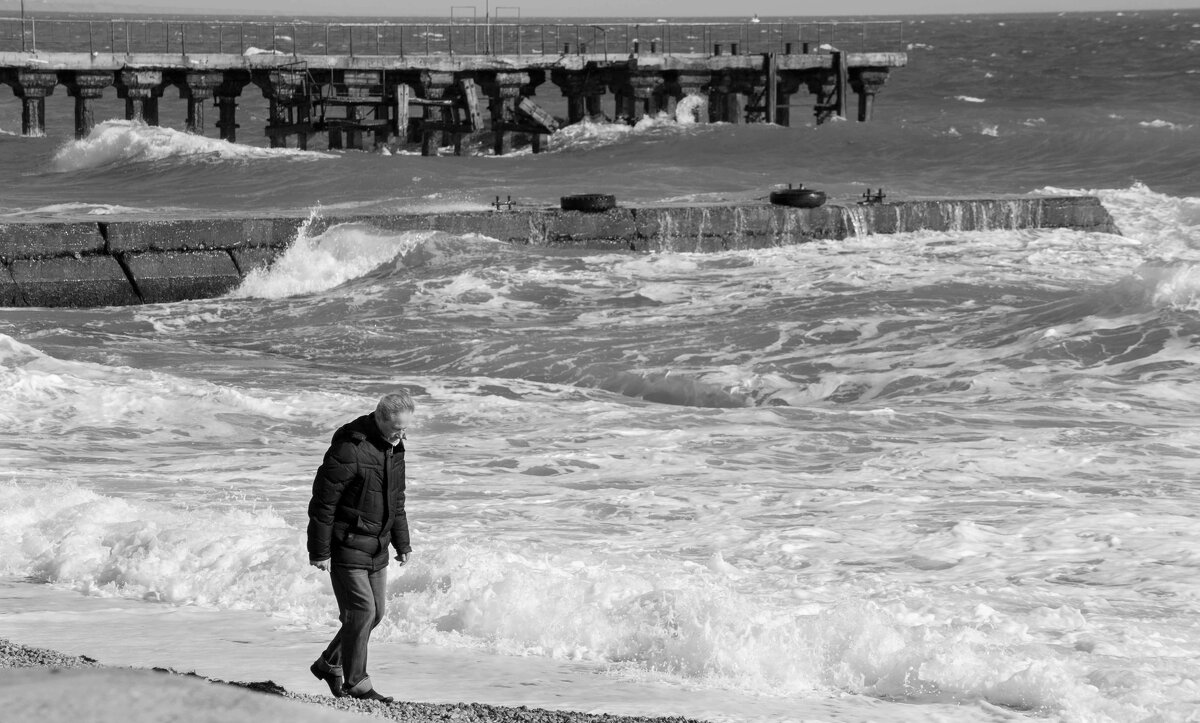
[0,18,906,150]
[0,196,1120,308]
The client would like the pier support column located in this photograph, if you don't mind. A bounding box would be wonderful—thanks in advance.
[14,70,58,137]
[181,72,222,135]
[416,71,456,156]
[805,71,840,126]
[479,72,531,156]
[549,70,607,125]
[261,68,309,149]
[335,70,387,151]
[610,72,664,125]
[849,69,890,122]
[116,70,164,125]
[214,73,249,143]
[670,71,711,123]
[706,73,748,124]
[63,71,113,139]
[773,72,805,127]
[216,96,239,142]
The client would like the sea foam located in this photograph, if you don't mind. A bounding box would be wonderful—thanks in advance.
[50,120,335,172]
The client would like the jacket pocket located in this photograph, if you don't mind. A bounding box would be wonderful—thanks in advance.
[342,532,382,556]
[356,516,382,536]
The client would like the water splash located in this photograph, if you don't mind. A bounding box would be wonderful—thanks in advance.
[50,120,335,172]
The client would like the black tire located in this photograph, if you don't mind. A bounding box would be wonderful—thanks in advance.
[769,188,827,208]
[561,194,617,212]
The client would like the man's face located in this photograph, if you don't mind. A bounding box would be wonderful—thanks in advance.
[375,410,413,445]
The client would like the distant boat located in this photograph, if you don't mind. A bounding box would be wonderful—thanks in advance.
[751,14,761,23]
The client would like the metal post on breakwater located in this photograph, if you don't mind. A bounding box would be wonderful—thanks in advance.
[0,17,906,151]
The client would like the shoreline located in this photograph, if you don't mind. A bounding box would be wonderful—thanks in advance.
[0,638,711,723]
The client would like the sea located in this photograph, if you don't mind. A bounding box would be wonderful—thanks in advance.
[2,9,1199,723]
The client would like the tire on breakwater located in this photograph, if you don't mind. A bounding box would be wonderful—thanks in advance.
[561,194,617,213]
[768,187,826,208]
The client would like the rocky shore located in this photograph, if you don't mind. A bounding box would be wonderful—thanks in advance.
[0,638,709,723]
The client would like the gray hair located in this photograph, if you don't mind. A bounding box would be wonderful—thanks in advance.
[376,391,415,419]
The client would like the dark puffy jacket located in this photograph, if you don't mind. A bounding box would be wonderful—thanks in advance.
[307,413,411,571]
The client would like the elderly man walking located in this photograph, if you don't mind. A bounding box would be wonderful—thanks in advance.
[307,391,415,702]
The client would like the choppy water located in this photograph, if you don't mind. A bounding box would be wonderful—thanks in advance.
[2,9,1200,723]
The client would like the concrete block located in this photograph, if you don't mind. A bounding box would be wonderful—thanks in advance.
[0,222,106,259]
[245,218,308,247]
[103,219,295,252]
[122,250,242,303]
[728,206,785,238]
[547,236,638,252]
[304,214,424,238]
[1037,196,1119,233]
[545,209,638,243]
[0,263,25,306]
[424,211,545,243]
[635,207,733,240]
[230,246,287,276]
[10,255,140,307]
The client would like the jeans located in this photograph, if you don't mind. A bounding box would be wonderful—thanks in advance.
[315,564,387,693]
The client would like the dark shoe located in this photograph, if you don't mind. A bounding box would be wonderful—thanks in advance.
[345,687,393,703]
[310,661,345,698]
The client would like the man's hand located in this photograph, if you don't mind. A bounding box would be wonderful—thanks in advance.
[396,553,410,567]
[310,558,331,571]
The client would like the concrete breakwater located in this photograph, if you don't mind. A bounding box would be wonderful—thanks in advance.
[0,196,1119,308]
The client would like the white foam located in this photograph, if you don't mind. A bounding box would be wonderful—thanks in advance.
[50,120,334,171]
[955,95,986,103]
[0,201,163,218]
[230,220,435,299]
[1138,119,1191,130]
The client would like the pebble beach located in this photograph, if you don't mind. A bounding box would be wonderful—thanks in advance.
[0,638,709,723]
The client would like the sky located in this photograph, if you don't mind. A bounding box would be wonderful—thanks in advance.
[10,0,1200,17]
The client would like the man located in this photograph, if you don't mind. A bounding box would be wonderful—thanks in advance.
[307,391,415,702]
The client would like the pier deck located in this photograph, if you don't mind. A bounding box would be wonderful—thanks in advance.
[0,18,906,150]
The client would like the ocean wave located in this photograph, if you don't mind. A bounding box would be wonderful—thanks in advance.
[0,476,1165,714]
[229,215,511,300]
[1041,183,1200,253]
[49,120,335,172]
[542,103,713,154]
[0,333,353,436]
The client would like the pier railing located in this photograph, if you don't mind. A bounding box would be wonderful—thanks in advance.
[0,18,903,57]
